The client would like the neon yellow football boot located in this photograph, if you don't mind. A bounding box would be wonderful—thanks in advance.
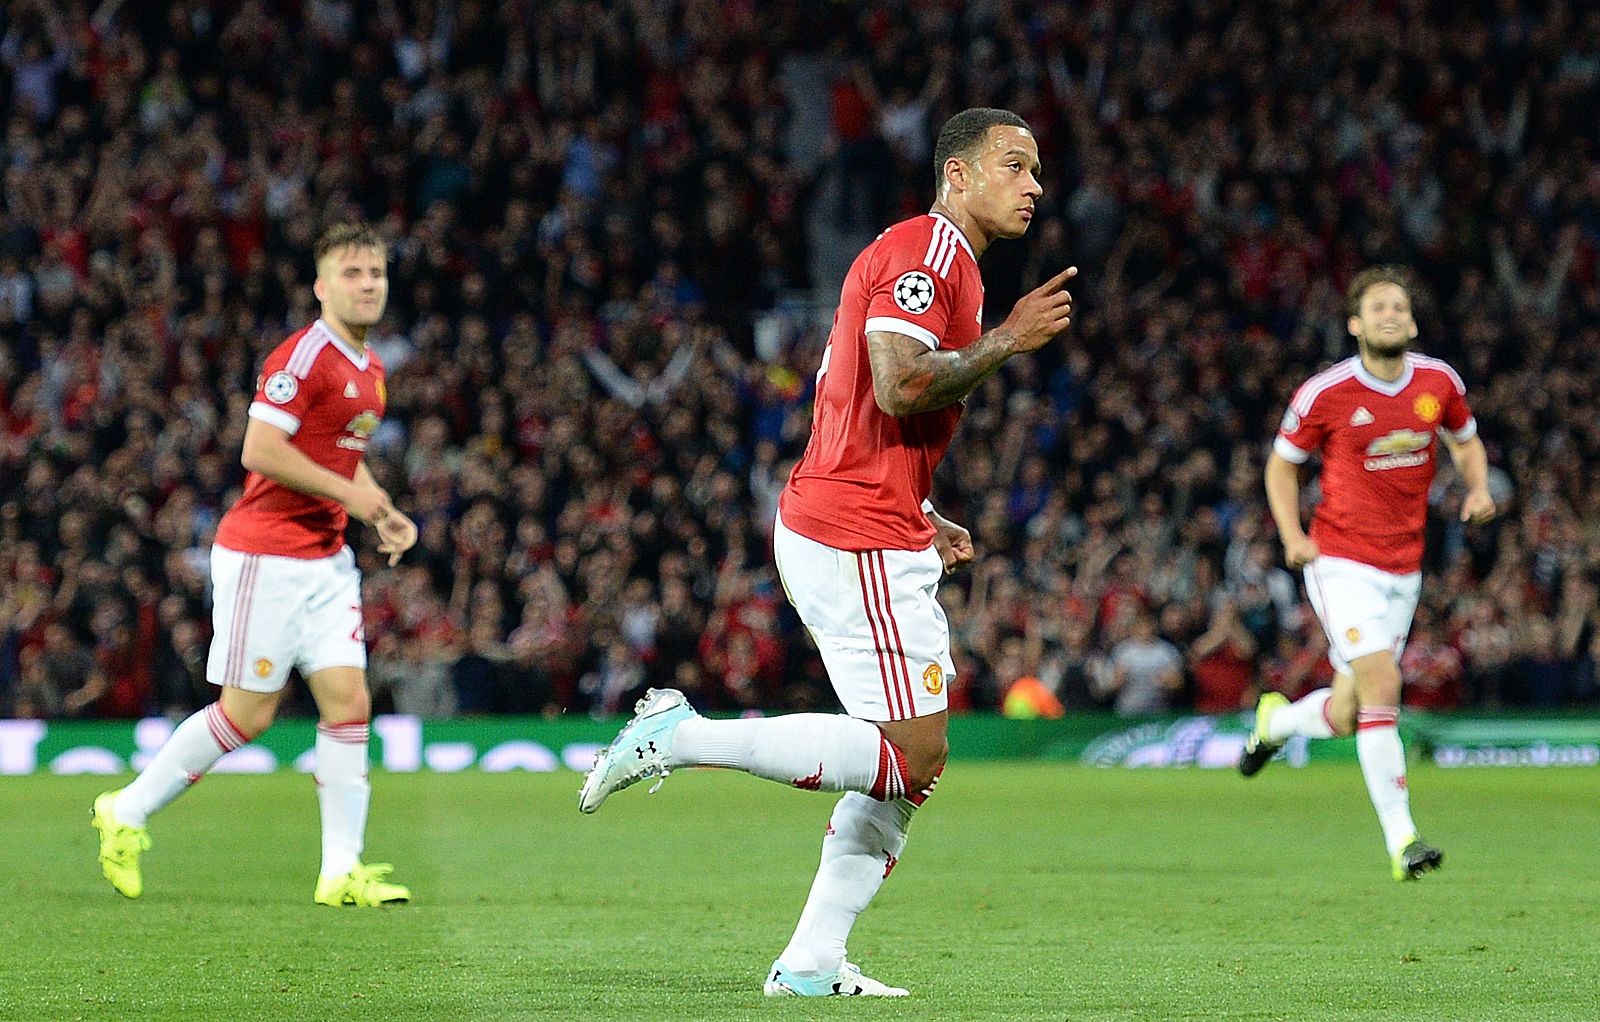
[92,790,151,898]
[1237,691,1291,777]
[314,862,412,906]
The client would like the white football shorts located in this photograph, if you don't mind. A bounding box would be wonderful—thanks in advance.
[1302,555,1421,674]
[773,510,952,721]
[205,545,366,692]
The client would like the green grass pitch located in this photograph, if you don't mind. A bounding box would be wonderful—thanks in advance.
[3,763,1596,1021]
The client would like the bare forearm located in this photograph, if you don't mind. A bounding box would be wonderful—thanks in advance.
[878,328,1019,416]
[244,438,358,505]
[1450,436,1490,494]
[1264,457,1306,541]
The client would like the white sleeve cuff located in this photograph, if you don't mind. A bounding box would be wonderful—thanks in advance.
[1273,435,1311,464]
[1444,417,1478,444]
[865,316,940,351]
[921,498,935,514]
[249,402,301,436]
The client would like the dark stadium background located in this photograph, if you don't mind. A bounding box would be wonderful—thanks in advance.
[2,0,1597,727]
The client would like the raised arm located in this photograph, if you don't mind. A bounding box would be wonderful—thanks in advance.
[864,265,1076,416]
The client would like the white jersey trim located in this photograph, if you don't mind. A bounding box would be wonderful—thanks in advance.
[1274,435,1312,464]
[289,320,370,379]
[248,402,302,436]
[928,212,976,264]
[1291,359,1358,415]
[1444,416,1478,444]
[287,323,333,379]
[866,315,939,351]
[1408,352,1467,394]
[1353,357,1414,395]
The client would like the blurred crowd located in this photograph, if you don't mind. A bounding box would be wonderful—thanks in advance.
[2,0,1598,723]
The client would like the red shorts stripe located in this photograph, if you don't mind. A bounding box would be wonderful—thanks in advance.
[225,555,260,687]
[857,554,903,720]
[867,551,915,718]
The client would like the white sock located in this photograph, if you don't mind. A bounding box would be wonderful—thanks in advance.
[114,703,246,827]
[1356,706,1416,856]
[1266,687,1336,742]
[669,714,910,800]
[315,721,371,877]
[778,792,915,976]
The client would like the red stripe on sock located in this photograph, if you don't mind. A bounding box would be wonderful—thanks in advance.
[205,703,248,751]
[1356,706,1399,732]
[869,735,909,801]
[907,763,943,807]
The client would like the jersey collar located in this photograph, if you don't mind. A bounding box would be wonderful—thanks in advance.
[1352,353,1413,396]
[928,211,976,264]
[315,318,371,371]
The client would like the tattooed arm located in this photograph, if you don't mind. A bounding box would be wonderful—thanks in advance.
[864,265,1078,417]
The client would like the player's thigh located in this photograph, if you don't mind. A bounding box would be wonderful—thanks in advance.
[778,519,953,724]
[206,547,306,694]
[296,547,368,679]
[1302,556,1408,672]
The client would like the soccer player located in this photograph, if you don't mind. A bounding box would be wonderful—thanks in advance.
[92,223,419,906]
[1240,266,1496,881]
[580,108,1076,996]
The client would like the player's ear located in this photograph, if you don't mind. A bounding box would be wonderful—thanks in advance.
[313,276,326,303]
[1347,315,1361,338]
[944,156,967,195]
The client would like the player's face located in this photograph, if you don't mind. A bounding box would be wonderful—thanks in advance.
[1348,282,1417,357]
[315,244,389,329]
[965,126,1043,240]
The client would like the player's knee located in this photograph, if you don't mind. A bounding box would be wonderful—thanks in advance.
[218,699,274,740]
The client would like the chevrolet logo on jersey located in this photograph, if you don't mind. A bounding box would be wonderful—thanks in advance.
[1365,429,1431,456]
[338,410,381,451]
[1364,428,1431,471]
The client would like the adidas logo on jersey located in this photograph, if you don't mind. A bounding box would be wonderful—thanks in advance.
[1350,406,1374,426]
[344,381,359,398]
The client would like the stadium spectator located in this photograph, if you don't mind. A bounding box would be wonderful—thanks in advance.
[0,0,1598,727]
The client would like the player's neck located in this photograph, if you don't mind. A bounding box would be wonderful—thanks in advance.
[1359,345,1406,382]
[322,314,369,350]
[929,201,989,260]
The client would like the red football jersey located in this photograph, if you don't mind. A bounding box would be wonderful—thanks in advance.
[1275,352,1475,574]
[215,319,388,559]
[780,212,984,550]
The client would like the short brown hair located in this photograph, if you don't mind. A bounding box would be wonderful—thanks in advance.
[313,221,386,266]
[1346,265,1416,317]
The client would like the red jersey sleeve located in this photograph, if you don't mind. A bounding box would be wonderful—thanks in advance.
[1438,370,1475,441]
[861,225,958,351]
[1274,381,1330,464]
[247,343,321,436]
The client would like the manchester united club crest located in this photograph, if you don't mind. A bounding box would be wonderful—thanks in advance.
[254,658,273,678]
[922,663,944,695]
[1413,393,1441,423]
